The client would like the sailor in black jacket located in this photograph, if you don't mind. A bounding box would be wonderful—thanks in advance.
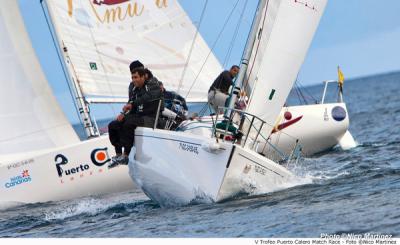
[108,68,163,167]
[208,65,240,113]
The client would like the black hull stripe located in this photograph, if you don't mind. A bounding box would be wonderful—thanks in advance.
[226,145,236,168]
[238,153,284,178]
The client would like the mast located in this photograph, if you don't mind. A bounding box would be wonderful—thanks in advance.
[227,0,268,112]
[41,0,99,138]
[61,42,99,138]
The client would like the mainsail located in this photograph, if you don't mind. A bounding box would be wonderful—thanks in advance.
[244,0,327,133]
[44,0,222,102]
[0,1,79,155]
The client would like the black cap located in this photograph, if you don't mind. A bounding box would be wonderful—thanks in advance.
[129,60,144,72]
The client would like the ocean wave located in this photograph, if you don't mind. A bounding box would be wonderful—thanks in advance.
[43,194,151,221]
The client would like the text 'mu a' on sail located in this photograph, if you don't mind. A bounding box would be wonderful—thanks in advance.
[245,0,328,133]
[45,0,222,102]
[0,1,79,156]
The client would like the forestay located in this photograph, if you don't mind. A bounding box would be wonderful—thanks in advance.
[45,0,222,102]
[0,1,79,155]
[244,0,327,133]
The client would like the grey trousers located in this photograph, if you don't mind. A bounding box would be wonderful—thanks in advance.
[208,90,229,114]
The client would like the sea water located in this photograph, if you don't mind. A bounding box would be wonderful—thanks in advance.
[0,72,399,237]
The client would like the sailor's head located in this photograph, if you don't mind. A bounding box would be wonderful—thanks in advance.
[129,60,144,73]
[229,65,240,78]
[131,68,146,88]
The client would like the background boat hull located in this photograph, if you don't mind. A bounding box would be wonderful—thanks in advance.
[0,136,135,204]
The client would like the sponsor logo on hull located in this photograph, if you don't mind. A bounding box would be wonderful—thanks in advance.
[4,170,32,189]
[54,148,112,184]
[91,148,111,166]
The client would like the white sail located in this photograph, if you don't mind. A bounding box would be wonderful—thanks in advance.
[45,0,222,102]
[245,0,327,133]
[0,1,79,155]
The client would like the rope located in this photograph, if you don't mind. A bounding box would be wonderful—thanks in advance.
[185,0,242,99]
[223,0,249,67]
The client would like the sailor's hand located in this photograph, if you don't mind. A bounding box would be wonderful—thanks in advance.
[117,113,125,122]
[123,104,132,112]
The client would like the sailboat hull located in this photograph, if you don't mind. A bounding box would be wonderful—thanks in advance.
[0,136,135,205]
[129,128,294,207]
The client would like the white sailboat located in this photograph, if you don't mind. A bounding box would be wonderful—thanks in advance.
[266,79,357,157]
[129,0,328,207]
[0,0,221,204]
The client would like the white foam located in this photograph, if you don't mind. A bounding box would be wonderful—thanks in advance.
[43,191,146,221]
[44,198,105,220]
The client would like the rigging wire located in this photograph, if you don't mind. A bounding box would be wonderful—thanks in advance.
[222,0,249,68]
[185,0,242,99]
[176,0,210,95]
[294,80,308,105]
[295,79,319,104]
[40,0,83,127]
[242,0,270,92]
[293,81,305,105]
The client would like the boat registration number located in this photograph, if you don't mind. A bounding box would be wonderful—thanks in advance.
[255,165,266,175]
[179,143,199,155]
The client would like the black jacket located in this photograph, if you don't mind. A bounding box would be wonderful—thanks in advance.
[128,80,164,117]
[209,71,234,94]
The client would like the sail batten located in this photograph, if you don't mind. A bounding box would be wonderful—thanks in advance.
[0,1,79,155]
[45,0,222,101]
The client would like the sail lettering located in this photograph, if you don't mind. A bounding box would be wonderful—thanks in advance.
[89,1,144,24]
[126,3,144,18]
[67,0,73,17]
[67,0,169,24]
[155,0,168,8]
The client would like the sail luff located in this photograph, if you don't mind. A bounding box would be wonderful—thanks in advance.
[245,0,328,134]
[42,1,99,138]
